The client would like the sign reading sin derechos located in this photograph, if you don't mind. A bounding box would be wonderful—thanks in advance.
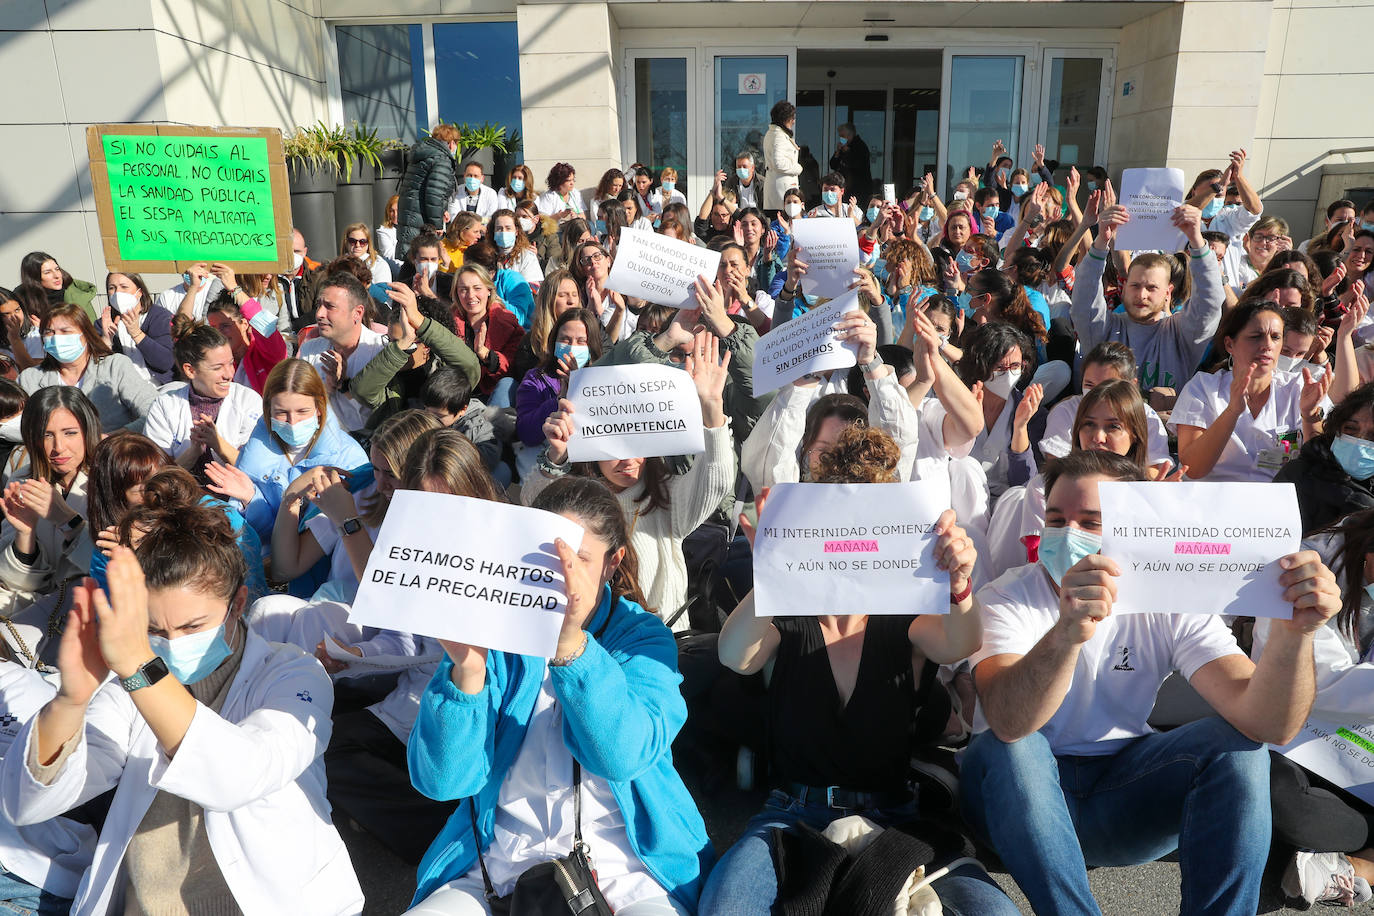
[87,124,293,275]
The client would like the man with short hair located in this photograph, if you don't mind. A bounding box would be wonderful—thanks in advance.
[829,122,873,205]
[724,151,761,210]
[973,187,1014,238]
[278,227,325,333]
[962,450,1342,916]
[297,274,387,432]
[1071,201,1221,392]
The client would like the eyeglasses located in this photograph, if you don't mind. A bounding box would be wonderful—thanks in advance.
[347,237,368,247]
[1250,234,1283,248]
[580,252,606,266]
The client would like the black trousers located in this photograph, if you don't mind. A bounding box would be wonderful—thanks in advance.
[1270,750,1374,854]
[325,709,459,865]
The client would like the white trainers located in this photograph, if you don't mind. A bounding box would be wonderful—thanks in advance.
[1282,851,1374,908]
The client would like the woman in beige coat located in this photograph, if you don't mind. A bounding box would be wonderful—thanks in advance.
[763,100,801,213]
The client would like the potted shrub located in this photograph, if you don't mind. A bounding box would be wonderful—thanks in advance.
[455,121,508,180]
[284,124,340,264]
[334,122,382,233]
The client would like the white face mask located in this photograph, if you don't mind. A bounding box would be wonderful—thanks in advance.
[1276,354,1303,373]
[292,251,305,271]
[785,202,803,218]
[0,415,20,444]
[519,216,537,235]
[953,190,969,201]
[984,367,1021,400]
[419,261,438,281]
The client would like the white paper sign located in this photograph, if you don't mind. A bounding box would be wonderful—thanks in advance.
[1099,481,1301,618]
[322,634,442,674]
[1114,168,1186,252]
[605,227,721,309]
[738,73,766,95]
[347,491,584,658]
[789,218,861,299]
[754,480,952,616]
[752,289,862,395]
[1275,717,1374,806]
[566,363,705,462]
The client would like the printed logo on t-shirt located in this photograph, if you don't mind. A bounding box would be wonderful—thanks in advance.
[1111,646,1136,671]
[1137,361,1175,392]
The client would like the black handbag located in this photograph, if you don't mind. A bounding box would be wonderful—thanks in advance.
[470,761,613,916]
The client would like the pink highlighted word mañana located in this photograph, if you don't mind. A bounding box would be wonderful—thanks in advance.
[824,540,879,553]
[1173,542,1231,555]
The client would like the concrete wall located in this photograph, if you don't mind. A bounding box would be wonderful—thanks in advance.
[0,0,329,288]
[1250,0,1374,238]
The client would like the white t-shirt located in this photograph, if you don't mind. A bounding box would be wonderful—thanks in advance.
[154,277,225,320]
[1169,368,1313,482]
[736,180,760,210]
[1207,205,1261,245]
[297,326,389,432]
[970,563,1242,756]
[1040,394,1172,468]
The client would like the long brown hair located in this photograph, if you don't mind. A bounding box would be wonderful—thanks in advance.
[87,431,169,533]
[21,386,101,487]
[38,303,113,371]
[125,467,246,602]
[1314,508,1374,638]
[531,476,651,611]
[402,427,505,502]
[530,269,577,362]
[1070,379,1150,471]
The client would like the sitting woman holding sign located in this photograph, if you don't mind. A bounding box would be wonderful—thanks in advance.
[403,474,712,916]
[1172,298,1331,482]
[701,425,1018,915]
[1256,507,1374,906]
[524,329,735,631]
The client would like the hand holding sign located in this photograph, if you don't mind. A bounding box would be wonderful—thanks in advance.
[606,228,721,309]
[1275,550,1342,635]
[1054,554,1122,646]
[753,290,863,395]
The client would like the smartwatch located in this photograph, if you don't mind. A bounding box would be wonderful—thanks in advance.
[860,355,884,376]
[120,656,170,692]
[338,517,363,537]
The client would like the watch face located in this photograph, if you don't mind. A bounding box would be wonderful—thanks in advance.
[144,655,170,682]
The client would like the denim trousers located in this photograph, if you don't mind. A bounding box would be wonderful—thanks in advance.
[697,789,1019,915]
[959,717,1271,916]
[0,867,72,916]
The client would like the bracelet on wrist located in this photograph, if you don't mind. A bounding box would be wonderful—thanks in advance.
[950,580,974,604]
[549,630,588,667]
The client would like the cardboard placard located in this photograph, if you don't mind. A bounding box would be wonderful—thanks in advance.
[1098,481,1301,618]
[566,363,705,462]
[752,289,862,395]
[87,124,293,274]
[346,491,584,659]
[753,480,953,616]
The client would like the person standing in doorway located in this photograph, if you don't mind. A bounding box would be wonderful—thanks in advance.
[829,122,873,207]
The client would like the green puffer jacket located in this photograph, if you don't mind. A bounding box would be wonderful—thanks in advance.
[396,137,458,256]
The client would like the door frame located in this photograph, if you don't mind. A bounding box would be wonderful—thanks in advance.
[619,48,701,192]
[938,48,1038,198]
[1037,47,1116,169]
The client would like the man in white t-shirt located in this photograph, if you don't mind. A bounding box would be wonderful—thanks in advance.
[153,261,224,321]
[960,450,1341,916]
[297,274,387,433]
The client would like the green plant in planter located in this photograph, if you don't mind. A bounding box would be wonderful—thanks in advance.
[283,125,338,176]
[380,138,408,152]
[455,121,509,159]
[347,122,385,177]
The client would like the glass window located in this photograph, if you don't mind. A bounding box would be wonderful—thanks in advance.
[833,89,886,201]
[1045,57,1104,168]
[794,88,825,207]
[946,56,1024,192]
[337,24,428,142]
[634,58,688,192]
[715,56,787,178]
[434,21,523,162]
[893,88,939,199]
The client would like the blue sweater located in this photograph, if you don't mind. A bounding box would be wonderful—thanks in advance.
[236,419,369,542]
[407,585,713,911]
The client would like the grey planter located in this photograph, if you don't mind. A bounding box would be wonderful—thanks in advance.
[371,149,406,227]
[334,157,377,238]
[287,161,338,267]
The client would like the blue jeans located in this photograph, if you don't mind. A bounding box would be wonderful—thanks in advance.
[0,867,71,916]
[488,376,516,408]
[959,717,1271,916]
[698,790,1017,916]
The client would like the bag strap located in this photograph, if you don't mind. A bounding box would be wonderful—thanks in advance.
[466,760,590,902]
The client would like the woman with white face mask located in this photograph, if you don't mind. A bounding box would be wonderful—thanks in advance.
[203,358,366,545]
[957,321,1044,503]
[18,305,158,432]
[100,272,174,385]
[0,507,362,914]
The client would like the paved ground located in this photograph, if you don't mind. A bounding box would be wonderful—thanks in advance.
[341,769,1315,915]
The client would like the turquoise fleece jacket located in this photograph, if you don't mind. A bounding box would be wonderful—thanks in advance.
[407,585,714,911]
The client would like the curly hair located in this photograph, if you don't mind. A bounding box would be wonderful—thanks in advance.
[815,425,901,483]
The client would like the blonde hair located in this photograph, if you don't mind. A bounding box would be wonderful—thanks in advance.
[261,358,328,455]
[382,194,399,229]
[340,222,379,267]
[444,212,483,247]
[660,167,678,182]
[531,268,576,362]
[402,428,505,502]
[360,410,442,527]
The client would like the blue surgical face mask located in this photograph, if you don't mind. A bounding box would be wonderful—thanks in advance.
[955,249,975,273]
[955,291,973,314]
[1030,174,1043,187]
[509,177,525,193]
[1038,526,1103,586]
[1362,221,1374,233]
[1332,434,1374,480]
[919,206,934,222]
[43,333,85,364]
[494,230,516,250]
[822,190,840,207]
[982,205,1000,222]
[149,618,233,685]
[1201,198,1224,220]
[1011,183,1029,197]
[182,271,196,287]
[464,176,482,193]
[736,167,751,181]
[837,136,848,146]
[866,206,880,224]
[554,341,591,369]
[661,181,676,193]
[1087,181,1099,192]
[271,415,319,448]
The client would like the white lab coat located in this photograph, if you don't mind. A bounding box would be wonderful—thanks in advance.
[142,381,262,462]
[448,184,501,222]
[0,630,363,915]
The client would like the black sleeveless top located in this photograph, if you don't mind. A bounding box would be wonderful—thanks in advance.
[767,615,921,794]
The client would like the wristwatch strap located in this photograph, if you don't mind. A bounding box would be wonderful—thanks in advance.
[120,655,169,692]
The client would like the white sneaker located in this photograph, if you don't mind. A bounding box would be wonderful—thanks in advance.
[1282,851,1374,907]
